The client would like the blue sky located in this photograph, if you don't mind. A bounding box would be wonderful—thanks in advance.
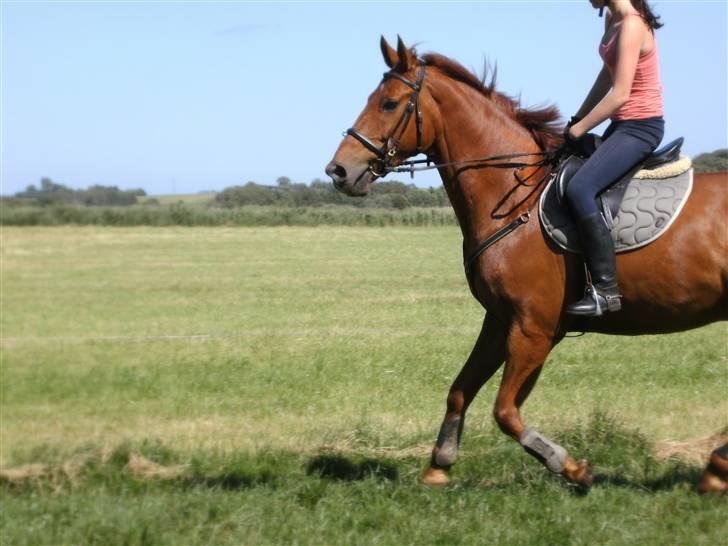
[2,0,726,195]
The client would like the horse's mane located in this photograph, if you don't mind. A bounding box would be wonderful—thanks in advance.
[420,51,564,150]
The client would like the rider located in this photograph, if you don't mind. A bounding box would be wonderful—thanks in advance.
[564,0,665,316]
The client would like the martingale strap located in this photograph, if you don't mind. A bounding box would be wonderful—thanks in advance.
[463,167,554,273]
[463,214,531,272]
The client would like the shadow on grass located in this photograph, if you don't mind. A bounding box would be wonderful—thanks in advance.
[3,413,713,495]
[592,465,704,492]
[186,471,277,491]
[305,454,398,482]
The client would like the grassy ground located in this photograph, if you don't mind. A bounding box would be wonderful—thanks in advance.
[1,226,726,545]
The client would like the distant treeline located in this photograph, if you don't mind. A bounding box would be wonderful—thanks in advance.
[6,176,448,210]
[2,148,723,227]
[1,176,455,226]
[12,178,146,207]
[0,204,457,227]
[6,147,725,211]
[693,149,728,173]
[214,177,449,209]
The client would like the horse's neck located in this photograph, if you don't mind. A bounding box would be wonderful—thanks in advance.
[430,77,542,246]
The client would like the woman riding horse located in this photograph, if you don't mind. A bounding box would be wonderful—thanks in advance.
[565,0,665,317]
[326,29,727,493]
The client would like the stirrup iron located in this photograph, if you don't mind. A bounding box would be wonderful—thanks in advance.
[586,284,622,315]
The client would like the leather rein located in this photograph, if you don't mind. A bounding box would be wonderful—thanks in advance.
[344,59,562,273]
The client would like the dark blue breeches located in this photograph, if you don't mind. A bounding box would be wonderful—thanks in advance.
[565,117,665,220]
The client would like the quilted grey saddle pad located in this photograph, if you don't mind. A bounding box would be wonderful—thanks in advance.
[539,168,693,254]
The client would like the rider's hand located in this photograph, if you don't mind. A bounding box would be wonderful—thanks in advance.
[564,115,584,141]
[560,116,586,158]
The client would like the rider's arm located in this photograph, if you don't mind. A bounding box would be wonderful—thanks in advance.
[575,65,612,119]
[570,15,643,138]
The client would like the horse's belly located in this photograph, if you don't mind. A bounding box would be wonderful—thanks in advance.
[583,308,726,335]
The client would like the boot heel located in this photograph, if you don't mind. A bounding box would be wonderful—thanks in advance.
[565,284,622,317]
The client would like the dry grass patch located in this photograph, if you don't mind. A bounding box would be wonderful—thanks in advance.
[126,454,187,480]
[0,463,51,485]
[655,432,728,465]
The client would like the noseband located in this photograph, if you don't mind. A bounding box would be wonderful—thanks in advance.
[345,60,427,177]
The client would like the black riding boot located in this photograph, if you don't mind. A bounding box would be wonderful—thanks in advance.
[566,212,622,317]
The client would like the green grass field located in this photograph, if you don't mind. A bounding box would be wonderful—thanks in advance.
[1,226,726,545]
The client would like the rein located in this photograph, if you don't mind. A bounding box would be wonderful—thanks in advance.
[344,58,562,273]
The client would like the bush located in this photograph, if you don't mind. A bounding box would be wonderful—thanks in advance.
[213,180,449,209]
[0,204,457,227]
[15,178,143,207]
[693,149,728,173]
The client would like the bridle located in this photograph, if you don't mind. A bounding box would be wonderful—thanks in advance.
[344,58,561,180]
[345,60,427,178]
[342,57,565,273]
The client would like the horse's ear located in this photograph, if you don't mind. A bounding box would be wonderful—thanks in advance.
[395,35,413,72]
[380,35,398,68]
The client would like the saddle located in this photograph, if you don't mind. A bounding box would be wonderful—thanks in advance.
[540,137,694,254]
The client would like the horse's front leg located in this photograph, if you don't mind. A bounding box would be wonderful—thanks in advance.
[493,325,593,488]
[421,313,508,486]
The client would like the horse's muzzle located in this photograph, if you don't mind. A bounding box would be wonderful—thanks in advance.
[325,161,373,196]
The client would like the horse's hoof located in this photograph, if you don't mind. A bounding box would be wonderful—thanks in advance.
[698,472,728,495]
[562,458,593,489]
[698,452,728,495]
[421,467,450,487]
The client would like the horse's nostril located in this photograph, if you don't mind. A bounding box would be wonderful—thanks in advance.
[333,165,347,180]
[326,162,348,184]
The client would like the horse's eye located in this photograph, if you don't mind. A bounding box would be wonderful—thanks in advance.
[382,99,399,112]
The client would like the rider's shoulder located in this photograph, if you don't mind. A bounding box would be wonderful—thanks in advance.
[619,14,648,39]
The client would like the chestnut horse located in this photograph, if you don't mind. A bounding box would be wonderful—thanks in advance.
[326,37,728,493]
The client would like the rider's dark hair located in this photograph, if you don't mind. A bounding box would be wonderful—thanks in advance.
[632,0,664,30]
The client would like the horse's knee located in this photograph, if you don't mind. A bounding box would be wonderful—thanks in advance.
[493,405,520,437]
[446,390,465,414]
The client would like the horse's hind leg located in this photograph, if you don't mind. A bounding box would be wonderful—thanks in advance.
[421,314,507,486]
[493,325,593,488]
[698,443,728,495]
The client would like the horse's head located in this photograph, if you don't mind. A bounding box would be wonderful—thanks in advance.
[325,36,437,196]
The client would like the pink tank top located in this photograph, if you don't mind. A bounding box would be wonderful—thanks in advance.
[599,14,664,121]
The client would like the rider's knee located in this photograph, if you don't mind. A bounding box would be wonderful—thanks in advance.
[564,175,590,208]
